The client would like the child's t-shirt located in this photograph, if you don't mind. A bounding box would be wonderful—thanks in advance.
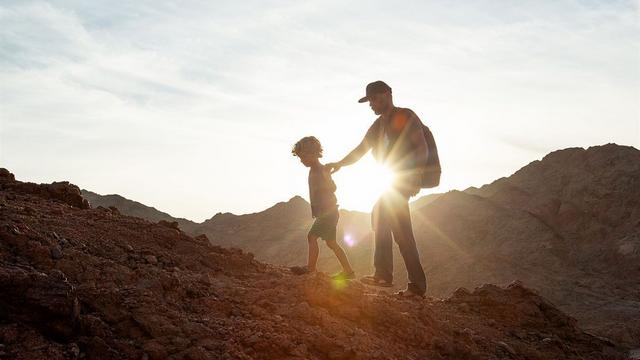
[308,164,338,218]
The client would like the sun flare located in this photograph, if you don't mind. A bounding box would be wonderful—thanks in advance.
[332,156,395,212]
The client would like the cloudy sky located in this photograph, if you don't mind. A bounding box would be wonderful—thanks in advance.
[1,0,639,222]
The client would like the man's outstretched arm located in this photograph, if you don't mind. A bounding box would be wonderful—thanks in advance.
[326,138,371,173]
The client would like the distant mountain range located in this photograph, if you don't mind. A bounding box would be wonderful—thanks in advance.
[81,190,199,232]
[82,143,640,347]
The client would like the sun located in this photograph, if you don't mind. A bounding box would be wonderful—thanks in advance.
[332,156,395,212]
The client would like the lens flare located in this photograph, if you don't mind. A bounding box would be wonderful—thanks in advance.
[334,157,397,212]
[377,163,395,190]
[343,233,355,247]
[331,278,347,290]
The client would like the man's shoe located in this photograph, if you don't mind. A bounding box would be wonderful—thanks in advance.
[331,271,356,281]
[360,275,393,287]
[394,289,425,299]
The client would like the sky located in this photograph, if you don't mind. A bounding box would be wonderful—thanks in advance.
[1,0,639,222]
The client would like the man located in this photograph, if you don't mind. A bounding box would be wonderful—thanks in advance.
[327,80,428,297]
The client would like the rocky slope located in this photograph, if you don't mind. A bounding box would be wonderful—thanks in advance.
[0,169,628,359]
[150,144,639,348]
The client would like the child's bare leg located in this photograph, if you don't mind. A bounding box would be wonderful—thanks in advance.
[307,233,319,272]
[325,239,354,273]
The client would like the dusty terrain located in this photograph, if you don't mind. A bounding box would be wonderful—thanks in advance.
[83,144,640,349]
[0,168,628,359]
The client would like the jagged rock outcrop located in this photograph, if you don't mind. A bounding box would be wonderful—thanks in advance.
[0,169,627,359]
[1,170,89,209]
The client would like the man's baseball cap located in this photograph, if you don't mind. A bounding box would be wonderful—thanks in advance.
[358,80,392,103]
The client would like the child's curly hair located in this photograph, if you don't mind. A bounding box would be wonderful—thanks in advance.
[292,136,323,158]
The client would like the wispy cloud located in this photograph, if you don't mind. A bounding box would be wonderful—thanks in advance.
[1,0,638,221]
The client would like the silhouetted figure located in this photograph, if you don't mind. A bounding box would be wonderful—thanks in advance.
[291,136,355,281]
[327,80,434,297]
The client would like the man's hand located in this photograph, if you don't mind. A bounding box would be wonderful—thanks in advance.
[326,162,342,174]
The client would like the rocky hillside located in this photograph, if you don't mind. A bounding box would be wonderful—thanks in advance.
[155,144,639,348]
[415,144,640,346]
[0,169,628,359]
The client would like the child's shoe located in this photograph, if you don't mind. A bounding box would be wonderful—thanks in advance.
[290,265,310,275]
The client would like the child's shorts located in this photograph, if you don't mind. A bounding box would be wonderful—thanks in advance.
[309,209,339,241]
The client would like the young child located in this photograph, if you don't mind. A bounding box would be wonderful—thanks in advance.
[291,136,355,280]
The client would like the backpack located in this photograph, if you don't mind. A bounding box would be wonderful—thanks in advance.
[418,122,441,188]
